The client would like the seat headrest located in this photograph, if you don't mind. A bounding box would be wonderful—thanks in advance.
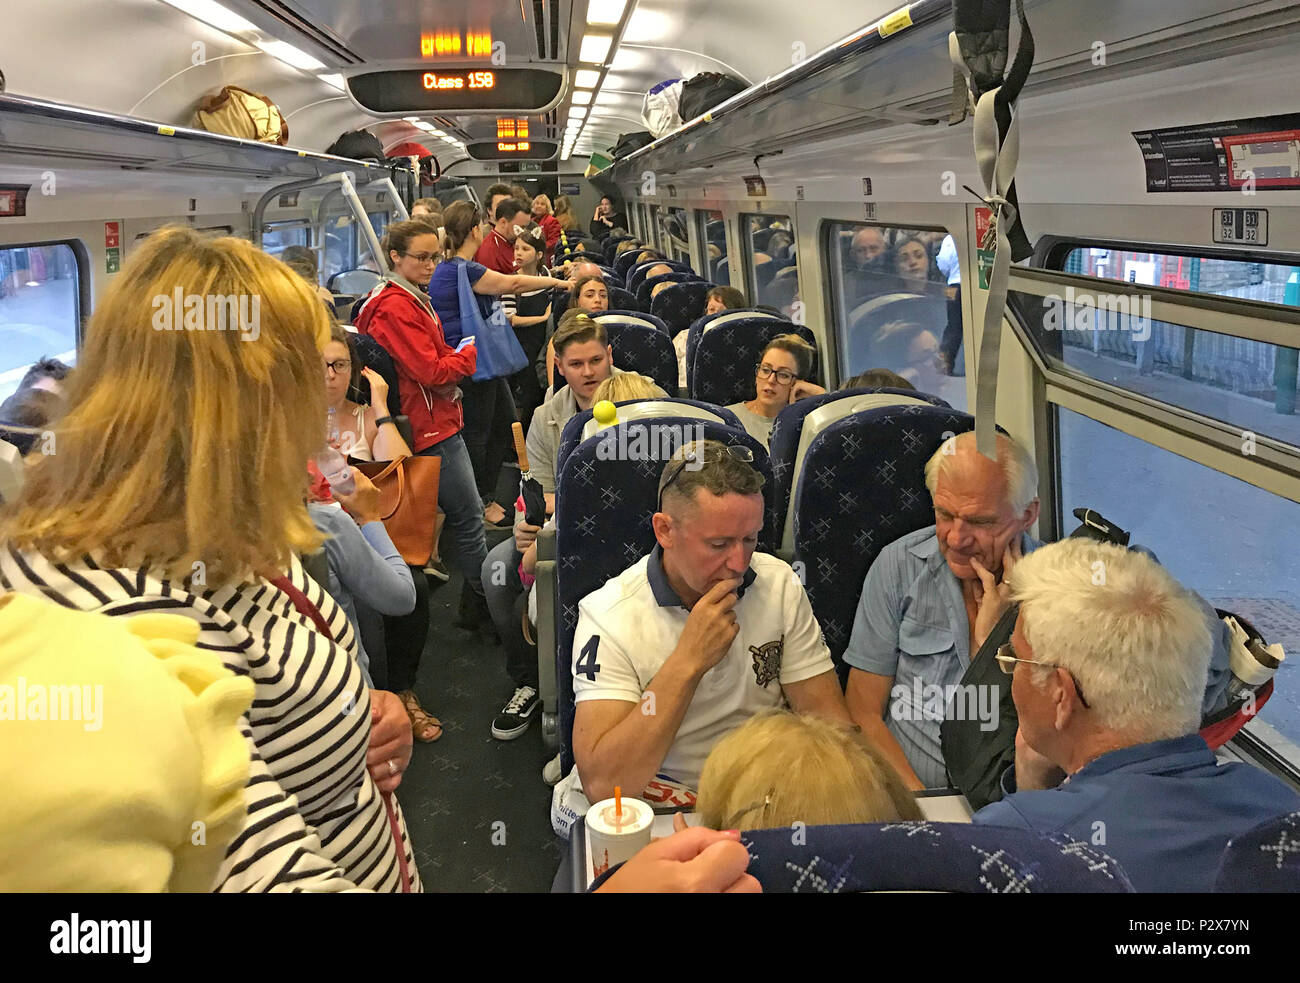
[579,399,734,442]
[0,439,23,505]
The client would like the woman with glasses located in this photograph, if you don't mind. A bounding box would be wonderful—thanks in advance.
[724,334,825,449]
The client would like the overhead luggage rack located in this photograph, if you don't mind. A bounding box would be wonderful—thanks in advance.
[0,92,398,183]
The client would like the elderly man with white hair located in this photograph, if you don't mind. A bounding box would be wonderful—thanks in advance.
[845,431,1041,790]
[973,538,1300,891]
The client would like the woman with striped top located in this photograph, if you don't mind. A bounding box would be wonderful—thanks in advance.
[502,222,552,436]
[0,227,420,892]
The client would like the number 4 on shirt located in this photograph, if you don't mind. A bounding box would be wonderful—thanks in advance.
[576,636,601,681]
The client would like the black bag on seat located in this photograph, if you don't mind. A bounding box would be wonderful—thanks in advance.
[326,129,386,161]
[678,72,747,120]
[939,604,1019,810]
[612,131,654,159]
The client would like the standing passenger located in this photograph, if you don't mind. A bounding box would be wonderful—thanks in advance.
[353,216,489,630]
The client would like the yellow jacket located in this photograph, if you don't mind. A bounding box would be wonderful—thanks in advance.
[0,593,254,891]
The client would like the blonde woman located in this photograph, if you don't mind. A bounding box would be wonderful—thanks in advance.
[0,227,420,891]
[553,194,580,233]
[695,710,923,832]
[529,193,563,257]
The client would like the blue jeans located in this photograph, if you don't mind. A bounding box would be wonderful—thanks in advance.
[418,433,485,593]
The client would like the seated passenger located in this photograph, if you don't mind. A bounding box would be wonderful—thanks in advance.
[572,274,610,315]
[725,334,824,449]
[15,355,71,395]
[894,235,937,285]
[0,226,416,891]
[643,263,674,282]
[674,286,747,390]
[859,319,947,397]
[973,539,1300,892]
[695,709,922,831]
[840,368,916,391]
[0,594,256,891]
[483,310,621,740]
[569,439,853,806]
[410,197,442,219]
[650,281,674,302]
[0,386,64,456]
[280,244,337,307]
[845,431,1041,790]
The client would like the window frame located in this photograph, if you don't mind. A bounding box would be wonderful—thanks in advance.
[259,219,312,256]
[0,236,90,353]
[697,208,728,285]
[739,211,799,306]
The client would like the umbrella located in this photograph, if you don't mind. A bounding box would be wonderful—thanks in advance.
[512,421,546,526]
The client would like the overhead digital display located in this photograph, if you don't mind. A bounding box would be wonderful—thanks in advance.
[347,69,564,114]
[468,140,558,161]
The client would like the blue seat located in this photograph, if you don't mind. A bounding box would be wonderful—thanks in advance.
[627,259,694,293]
[741,822,1133,893]
[555,397,742,481]
[599,321,679,394]
[792,404,974,672]
[601,235,635,264]
[614,250,657,280]
[1213,810,1300,892]
[685,309,786,387]
[605,285,640,312]
[328,269,383,295]
[767,388,950,558]
[637,271,697,310]
[691,319,815,406]
[594,309,669,333]
[651,281,715,338]
[554,417,772,773]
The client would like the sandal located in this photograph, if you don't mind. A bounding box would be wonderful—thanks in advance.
[397,690,443,743]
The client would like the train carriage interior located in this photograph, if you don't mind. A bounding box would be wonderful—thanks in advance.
[2,0,1300,903]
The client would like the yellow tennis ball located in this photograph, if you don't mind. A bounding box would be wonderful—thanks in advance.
[593,400,618,426]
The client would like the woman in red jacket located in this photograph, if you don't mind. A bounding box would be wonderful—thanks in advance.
[530,194,563,261]
[353,218,491,636]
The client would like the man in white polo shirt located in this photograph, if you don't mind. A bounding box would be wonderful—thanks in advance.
[570,439,853,807]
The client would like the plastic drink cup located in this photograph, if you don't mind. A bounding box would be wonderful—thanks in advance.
[587,795,653,881]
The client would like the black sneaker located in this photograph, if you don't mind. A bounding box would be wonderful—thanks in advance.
[491,686,539,740]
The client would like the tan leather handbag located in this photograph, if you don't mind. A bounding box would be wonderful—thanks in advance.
[353,456,440,567]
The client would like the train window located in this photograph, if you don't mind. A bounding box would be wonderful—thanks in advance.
[647,205,663,251]
[1014,248,1300,449]
[261,221,310,257]
[741,213,799,318]
[1057,407,1300,771]
[368,211,390,238]
[0,242,81,402]
[134,226,232,242]
[824,221,963,407]
[698,209,728,285]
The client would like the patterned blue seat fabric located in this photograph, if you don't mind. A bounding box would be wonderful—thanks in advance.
[627,258,694,292]
[554,418,772,772]
[1213,810,1300,892]
[601,235,635,264]
[684,309,785,384]
[740,821,1133,893]
[793,405,975,672]
[767,387,951,553]
[651,281,715,337]
[613,250,647,280]
[605,286,640,312]
[600,322,679,394]
[691,320,816,406]
[636,271,697,310]
[555,398,743,488]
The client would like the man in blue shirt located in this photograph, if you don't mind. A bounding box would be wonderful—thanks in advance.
[845,431,1042,789]
[973,538,1300,892]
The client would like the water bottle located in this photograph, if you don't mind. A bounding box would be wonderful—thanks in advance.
[326,406,340,445]
[316,443,356,496]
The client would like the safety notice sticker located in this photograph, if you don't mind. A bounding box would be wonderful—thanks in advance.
[1133,112,1300,193]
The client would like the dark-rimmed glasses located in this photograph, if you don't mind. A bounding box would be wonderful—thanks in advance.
[755,363,797,386]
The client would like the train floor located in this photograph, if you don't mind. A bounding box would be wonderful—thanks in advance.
[393,566,562,893]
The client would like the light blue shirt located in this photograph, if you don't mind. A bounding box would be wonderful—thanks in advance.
[936,234,961,286]
[974,735,1300,892]
[308,503,417,687]
[842,525,1039,789]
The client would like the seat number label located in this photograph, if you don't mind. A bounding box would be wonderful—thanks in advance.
[1212,208,1267,246]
